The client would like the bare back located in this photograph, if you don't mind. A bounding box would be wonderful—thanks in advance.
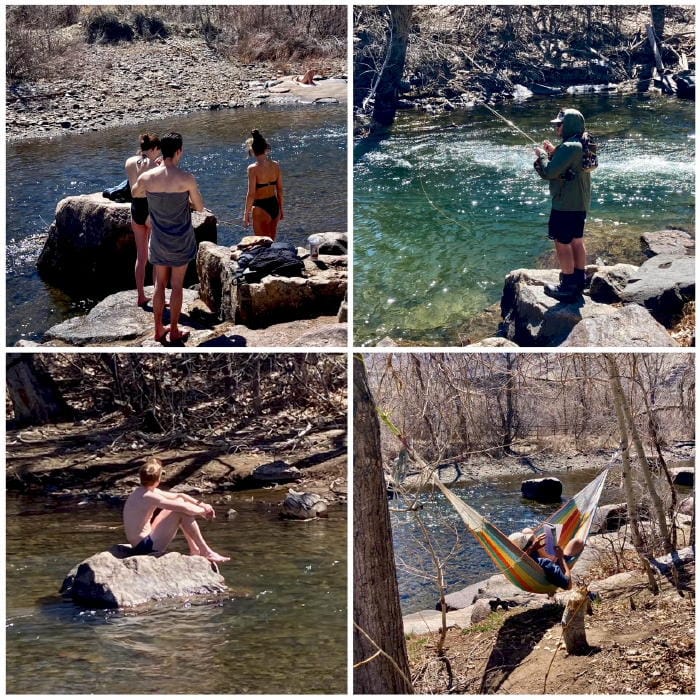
[249,159,281,198]
[134,164,204,211]
[125,154,159,189]
[123,486,160,545]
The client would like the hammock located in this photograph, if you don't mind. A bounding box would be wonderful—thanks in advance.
[434,469,609,594]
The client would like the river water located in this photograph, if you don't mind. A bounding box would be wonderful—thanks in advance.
[6,104,346,344]
[391,467,626,615]
[6,491,347,694]
[354,94,695,345]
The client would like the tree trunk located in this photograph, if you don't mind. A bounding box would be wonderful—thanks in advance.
[353,355,414,694]
[562,586,591,654]
[7,355,73,426]
[604,354,659,593]
[650,5,665,41]
[372,5,412,128]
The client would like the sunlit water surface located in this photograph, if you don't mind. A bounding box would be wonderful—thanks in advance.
[6,492,347,694]
[354,95,694,345]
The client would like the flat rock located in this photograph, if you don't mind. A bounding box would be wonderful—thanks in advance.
[641,229,694,257]
[446,605,475,629]
[61,548,226,609]
[443,582,481,611]
[468,337,519,348]
[619,255,695,327]
[44,287,199,345]
[289,323,347,347]
[500,268,618,346]
[403,609,451,635]
[560,303,678,347]
[251,460,301,483]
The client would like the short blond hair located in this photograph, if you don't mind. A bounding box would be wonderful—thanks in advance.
[140,457,163,486]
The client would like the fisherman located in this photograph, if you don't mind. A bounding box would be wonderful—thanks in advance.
[534,108,592,302]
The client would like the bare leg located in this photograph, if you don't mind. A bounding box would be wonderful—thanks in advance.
[180,518,230,562]
[571,237,587,269]
[153,265,170,341]
[252,207,278,240]
[150,510,230,562]
[132,221,151,306]
[554,241,575,274]
[168,264,189,341]
[563,538,585,557]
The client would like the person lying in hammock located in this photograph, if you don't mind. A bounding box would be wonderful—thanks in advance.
[523,530,585,590]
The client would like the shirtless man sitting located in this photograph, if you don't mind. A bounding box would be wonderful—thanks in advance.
[123,457,229,563]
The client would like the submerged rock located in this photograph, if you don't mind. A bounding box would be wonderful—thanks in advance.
[61,547,227,609]
[281,490,328,519]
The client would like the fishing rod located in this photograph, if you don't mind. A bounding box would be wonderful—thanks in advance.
[479,100,540,146]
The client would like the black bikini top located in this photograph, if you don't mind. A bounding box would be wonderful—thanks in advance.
[256,180,277,189]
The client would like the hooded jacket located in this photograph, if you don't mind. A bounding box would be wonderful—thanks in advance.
[535,108,592,212]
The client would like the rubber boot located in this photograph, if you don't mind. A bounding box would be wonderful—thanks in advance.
[573,268,587,294]
[544,272,580,302]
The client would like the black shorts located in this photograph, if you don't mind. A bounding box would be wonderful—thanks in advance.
[548,209,586,245]
[132,534,154,555]
[131,197,150,226]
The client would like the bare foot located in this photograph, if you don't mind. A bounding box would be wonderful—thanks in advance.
[155,330,168,344]
[203,550,230,563]
[137,297,151,308]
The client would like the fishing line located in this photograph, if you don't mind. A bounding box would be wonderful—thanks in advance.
[479,100,540,146]
[415,164,473,235]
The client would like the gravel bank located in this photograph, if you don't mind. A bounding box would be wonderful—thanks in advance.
[7,34,347,142]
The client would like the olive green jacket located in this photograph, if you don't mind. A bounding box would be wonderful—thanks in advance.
[535,110,592,212]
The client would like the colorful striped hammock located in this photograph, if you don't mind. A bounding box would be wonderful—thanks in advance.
[434,469,609,594]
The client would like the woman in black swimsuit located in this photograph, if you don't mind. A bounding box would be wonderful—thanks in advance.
[125,133,161,306]
[244,129,284,239]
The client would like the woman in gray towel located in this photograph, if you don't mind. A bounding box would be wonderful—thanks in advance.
[132,132,204,344]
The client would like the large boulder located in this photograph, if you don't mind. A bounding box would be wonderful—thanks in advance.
[196,240,347,326]
[589,264,639,303]
[559,303,678,347]
[521,477,562,503]
[641,230,694,258]
[591,503,628,534]
[670,467,694,487]
[619,255,695,327]
[61,547,226,608]
[37,194,217,294]
[500,268,618,346]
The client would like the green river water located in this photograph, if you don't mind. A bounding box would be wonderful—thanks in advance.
[6,492,347,694]
[354,94,695,345]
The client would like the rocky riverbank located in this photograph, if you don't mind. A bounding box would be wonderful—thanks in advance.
[7,30,346,142]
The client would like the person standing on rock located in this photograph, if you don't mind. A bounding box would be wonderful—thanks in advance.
[534,108,593,303]
[244,129,284,239]
[123,457,230,563]
[125,133,162,307]
[132,132,204,344]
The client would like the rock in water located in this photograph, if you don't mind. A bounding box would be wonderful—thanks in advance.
[521,477,562,503]
[61,547,227,608]
[281,490,328,519]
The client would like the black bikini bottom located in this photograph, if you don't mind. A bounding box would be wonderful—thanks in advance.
[253,196,280,220]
